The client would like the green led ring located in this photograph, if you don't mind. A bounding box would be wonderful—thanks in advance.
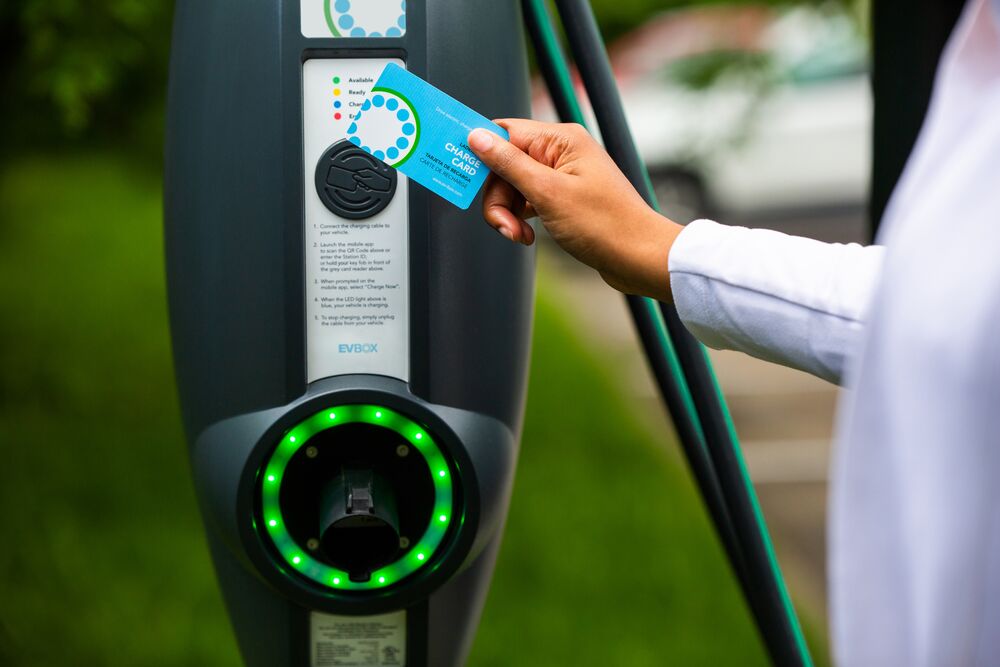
[259,404,455,591]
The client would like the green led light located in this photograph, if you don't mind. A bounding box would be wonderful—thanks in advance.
[258,403,457,593]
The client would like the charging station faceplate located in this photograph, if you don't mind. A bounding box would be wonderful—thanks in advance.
[303,58,410,384]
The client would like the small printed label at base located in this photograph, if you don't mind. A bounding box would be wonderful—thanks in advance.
[311,610,406,666]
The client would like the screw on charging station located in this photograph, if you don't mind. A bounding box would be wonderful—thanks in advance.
[399,536,410,549]
[396,444,410,458]
[307,538,320,551]
[306,446,319,459]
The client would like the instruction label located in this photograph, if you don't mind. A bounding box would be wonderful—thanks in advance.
[311,610,406,667]
[304,58,409,383]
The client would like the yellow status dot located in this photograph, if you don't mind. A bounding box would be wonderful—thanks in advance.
[334,89,341,96]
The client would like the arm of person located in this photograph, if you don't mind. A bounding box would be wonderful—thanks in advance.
[468,119,884,385]
[669,220,883,384]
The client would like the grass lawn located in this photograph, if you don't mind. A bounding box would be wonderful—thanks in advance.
[0,152,819,665]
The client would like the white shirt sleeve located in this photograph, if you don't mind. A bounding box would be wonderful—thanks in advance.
[668,219,885,385]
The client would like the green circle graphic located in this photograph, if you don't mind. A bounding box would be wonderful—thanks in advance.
[371,85,421,168]
[323,0,342,37]
[258,403,455,591]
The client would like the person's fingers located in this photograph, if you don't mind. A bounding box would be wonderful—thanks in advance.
[469,128,554,203]
[481,173,533,244]
[519,218,536,245]
[494,118,595,164]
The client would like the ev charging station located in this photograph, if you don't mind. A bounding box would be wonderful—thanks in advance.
[165,1,812,666]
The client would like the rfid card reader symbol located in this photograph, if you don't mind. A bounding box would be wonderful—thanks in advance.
[315,140,397,220]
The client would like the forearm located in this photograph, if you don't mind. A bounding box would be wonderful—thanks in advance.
[665,220,885,384]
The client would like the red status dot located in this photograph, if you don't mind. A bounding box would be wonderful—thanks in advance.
[334,112,342,120]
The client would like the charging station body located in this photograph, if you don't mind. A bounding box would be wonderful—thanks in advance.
[165,2,534,665]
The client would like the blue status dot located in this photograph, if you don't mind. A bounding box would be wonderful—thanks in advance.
[396,109,410,122]
[351,27,366,37]
[402,122,415,136]
[386,98,399,111]
[361,100,372,111]
[386,27,401,37]
[338,15,353,30]
[334,100,342,109]
[335,0,350,12]
[396,137,409,149]
[374,150,385,160]
[386,147,399,160]
[372,95,385,108]
[347,122,357,134]
[398,14,406,29]
[369,31,382,38]
[348,136,361,146]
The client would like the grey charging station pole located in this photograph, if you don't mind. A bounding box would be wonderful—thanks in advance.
[164,1,534,665]
[165,0,814,665]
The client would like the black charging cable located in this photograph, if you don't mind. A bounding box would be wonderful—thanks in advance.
[532,1,814,664]
[522,0,753,609]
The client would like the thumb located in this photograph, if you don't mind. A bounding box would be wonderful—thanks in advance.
[468,128,552,202]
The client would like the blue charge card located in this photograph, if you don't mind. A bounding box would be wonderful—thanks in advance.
[346,63,508,210]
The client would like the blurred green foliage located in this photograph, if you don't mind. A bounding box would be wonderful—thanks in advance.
[0,0,172,154]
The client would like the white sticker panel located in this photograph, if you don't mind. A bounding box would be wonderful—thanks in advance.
[310,610,406,666]
[304,58,409,383]
[302,0,408,39]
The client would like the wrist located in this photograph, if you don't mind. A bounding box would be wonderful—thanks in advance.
[598,209,682,302]
[630,211,683,302]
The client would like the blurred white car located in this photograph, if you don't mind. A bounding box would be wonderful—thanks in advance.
[534,5,872,224]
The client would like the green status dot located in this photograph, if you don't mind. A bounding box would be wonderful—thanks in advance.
[333,76,341,84]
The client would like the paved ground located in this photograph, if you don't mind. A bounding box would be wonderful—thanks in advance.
[540,208,868,628]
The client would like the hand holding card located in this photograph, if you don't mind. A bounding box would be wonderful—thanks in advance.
[346,63,509,210]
